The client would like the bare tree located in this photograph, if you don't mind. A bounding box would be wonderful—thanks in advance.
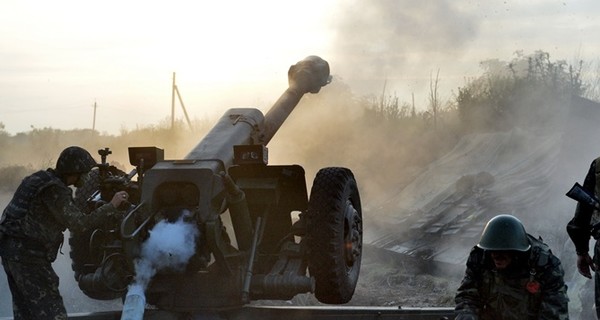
[582,58,600,101]
[429,69,440,130]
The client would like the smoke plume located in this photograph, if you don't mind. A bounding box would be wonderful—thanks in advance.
[129,211,200,293]
[329,0,479,96]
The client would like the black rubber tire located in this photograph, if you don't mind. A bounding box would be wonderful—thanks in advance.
[306,167,363,304]
[70,169,123,300]
[68,232,123,300]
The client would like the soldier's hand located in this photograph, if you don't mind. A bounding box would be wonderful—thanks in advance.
[110,191,130,209]
[577,253,596,279]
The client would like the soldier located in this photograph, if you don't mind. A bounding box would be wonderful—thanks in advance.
[0,146,129,320]
[455,214,569,320]
[566,157,600,318]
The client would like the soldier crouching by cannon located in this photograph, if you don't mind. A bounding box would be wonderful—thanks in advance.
[455,214,569,320]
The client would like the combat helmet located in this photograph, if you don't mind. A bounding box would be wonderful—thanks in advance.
[477,214,531,251]
[56,146,97,175]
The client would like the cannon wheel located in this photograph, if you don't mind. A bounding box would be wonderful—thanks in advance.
[68,232,123,300]
[69,169,123,300]
[306,167,362,304]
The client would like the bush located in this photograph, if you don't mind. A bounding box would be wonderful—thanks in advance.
[457,50,584,132]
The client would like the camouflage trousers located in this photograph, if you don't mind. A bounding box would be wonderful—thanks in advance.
[595,272,600,319]
[1,257,67,320]
[595,241,600,319]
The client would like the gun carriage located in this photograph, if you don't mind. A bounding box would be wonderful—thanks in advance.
[69,56,363,312]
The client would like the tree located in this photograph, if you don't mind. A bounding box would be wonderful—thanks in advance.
[429,69,440,131]
[456,50,585,132]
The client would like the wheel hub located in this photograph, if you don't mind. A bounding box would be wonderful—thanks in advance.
[344,200,362,268]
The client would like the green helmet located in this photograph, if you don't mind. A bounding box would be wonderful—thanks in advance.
[477,214,531,252]
[56,146,97,175]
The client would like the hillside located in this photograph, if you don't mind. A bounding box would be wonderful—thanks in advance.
[362,95,600,318]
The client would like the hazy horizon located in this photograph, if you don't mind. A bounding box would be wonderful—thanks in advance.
[2,0,600,135]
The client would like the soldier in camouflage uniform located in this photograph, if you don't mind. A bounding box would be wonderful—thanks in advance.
[566,157,600,318]
[0,146,130,320]
[455,214,569,320]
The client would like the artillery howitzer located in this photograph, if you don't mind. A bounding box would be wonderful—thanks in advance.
[69,56,363,314]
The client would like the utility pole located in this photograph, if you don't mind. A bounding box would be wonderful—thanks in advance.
[171,72,176,129]
[171,72,193,131]
[92,100,97,131]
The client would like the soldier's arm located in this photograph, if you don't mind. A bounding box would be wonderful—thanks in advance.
[537,254,569,320]
[455,248,482,317]
[42,184,118,233]
[566,159,596,255]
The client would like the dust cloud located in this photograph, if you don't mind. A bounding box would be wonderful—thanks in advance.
[1,53,600,317]
[328,1,479,97]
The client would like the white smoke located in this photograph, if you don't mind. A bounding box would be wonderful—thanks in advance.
[126,210,200,295]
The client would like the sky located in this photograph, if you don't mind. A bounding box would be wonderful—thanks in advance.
[1,0,600,135]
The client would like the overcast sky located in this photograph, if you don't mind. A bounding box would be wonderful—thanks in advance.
[1,0,599,134]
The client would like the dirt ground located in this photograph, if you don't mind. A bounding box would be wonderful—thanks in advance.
[252,245,460,308]
[349,247,458,307]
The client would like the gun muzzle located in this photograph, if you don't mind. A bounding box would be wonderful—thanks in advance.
[288,56,331,94]
[566,182,600,210]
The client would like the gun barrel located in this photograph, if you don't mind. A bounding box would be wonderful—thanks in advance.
[261,56,331,145]
[566,182,600,209]
[184,56,331,166]
[184,108,264,164]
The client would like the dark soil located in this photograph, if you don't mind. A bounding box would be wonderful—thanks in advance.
[253,245,460,308]
[348,246,459,307]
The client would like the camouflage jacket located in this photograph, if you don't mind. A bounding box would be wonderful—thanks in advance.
[455,235,569,320]
[0,169,118,262]
[566,158,598,255]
